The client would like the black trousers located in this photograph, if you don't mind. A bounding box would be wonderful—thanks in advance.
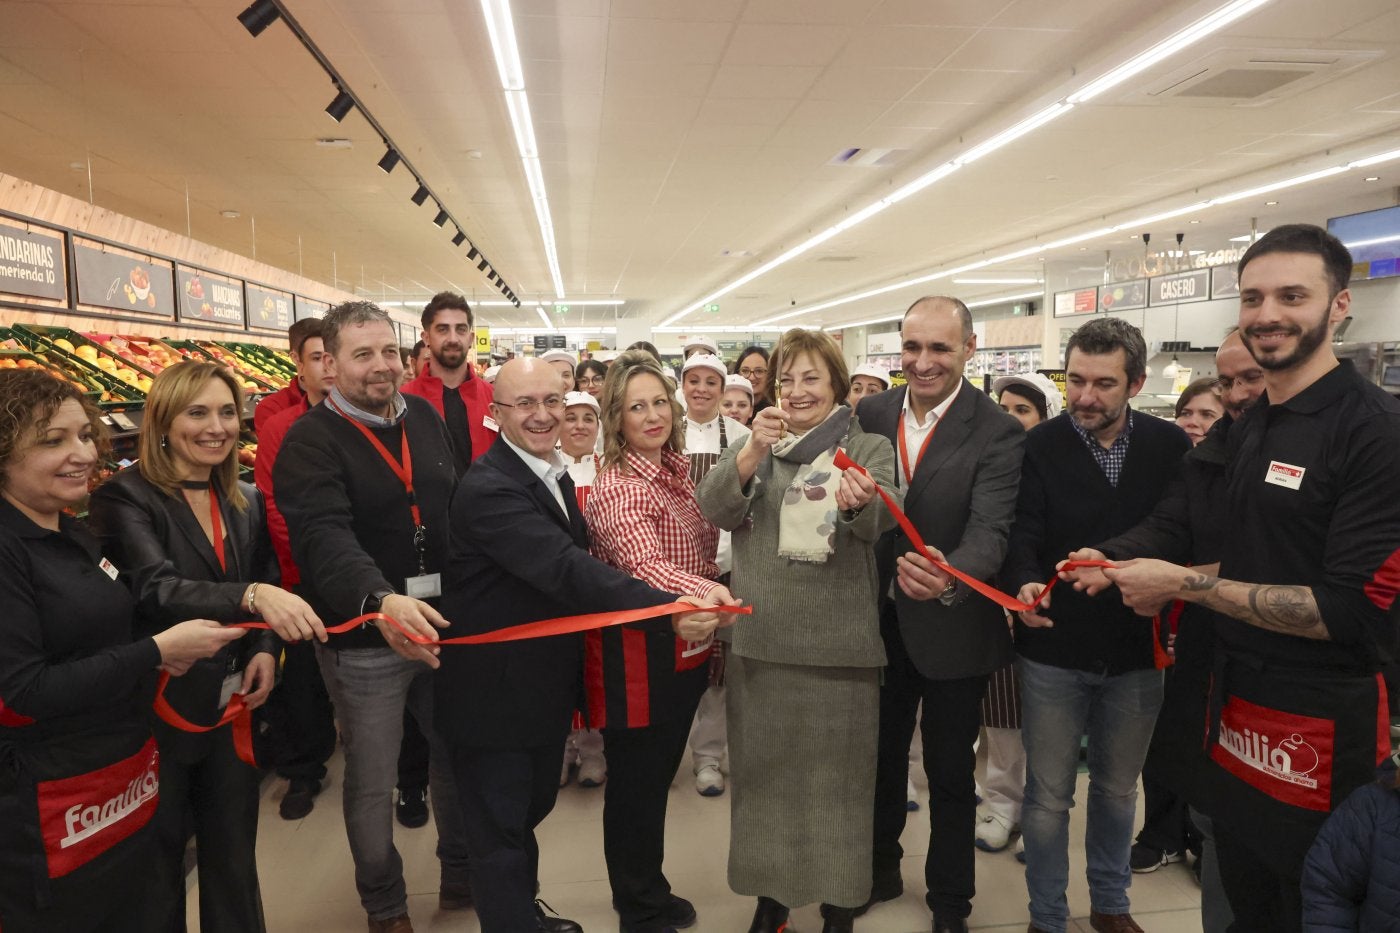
[451,741,564,933]
[1215,825,1302,933]
[872,604,988,921]
[267,640,336,783]
[1135,760,1197,855]
[398,706,430,791]
[139,725,266,933]
[600,709,698,928]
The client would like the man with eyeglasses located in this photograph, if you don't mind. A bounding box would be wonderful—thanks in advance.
[435,358,730,933]
[401,291,497,476]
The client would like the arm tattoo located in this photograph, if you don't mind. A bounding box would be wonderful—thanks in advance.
[1178,573,1328,640]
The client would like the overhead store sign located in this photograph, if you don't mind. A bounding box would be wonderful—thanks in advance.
[1098,279,1146,312]
[867,331,899,355]
[74,243,174,316]
[1149,269,1211,306]
[176,266,244,326]
[1211,265,1241,300]
[245,283,294,332]
[295,296,329,321]
[1053,287,1099,317]
[0,221,65,301]
[475,329,491,356]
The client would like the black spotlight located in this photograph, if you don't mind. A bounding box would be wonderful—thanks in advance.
[237,0,279,36]
[325,89,354,122]
[452,230,466,246]
[487,270,499,284]
[477,257,489,272]
[432,209,449,227]
[377,147,400,174]
[411,184,429,206]
[467,246,480,261]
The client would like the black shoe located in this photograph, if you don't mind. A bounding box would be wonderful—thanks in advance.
[659,895,696,929]
[278,778,321,820]
[851,866,902,917]
[439,881,473,911]
[1129,842,1183,873]
[1191,854,1203,886]
[535,899,582,933]
[933,917,969,933]
[396,786,429,829]
[819,905,854,933]
[747,897,789,933]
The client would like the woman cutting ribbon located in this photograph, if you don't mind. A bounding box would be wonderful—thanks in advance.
[0,368,243,932]
[696,328,896,933]
[88,361,322,933]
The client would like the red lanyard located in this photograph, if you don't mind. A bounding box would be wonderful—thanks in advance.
[326,397,426,569]
[206,485,226,572]
[898,411,939,487]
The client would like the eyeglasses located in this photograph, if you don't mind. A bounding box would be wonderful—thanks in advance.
[577,376,605,387]
[1216,373,1264,392]
[739,367,768,378]
[494,396,565,414]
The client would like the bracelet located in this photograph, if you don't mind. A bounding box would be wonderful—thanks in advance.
[246,582,260,616]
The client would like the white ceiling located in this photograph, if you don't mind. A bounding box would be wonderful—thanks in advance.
[0,0,1398,334]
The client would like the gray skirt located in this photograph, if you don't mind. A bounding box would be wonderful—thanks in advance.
[726,654,879,908]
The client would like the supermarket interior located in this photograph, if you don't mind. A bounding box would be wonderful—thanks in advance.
[3,0,1400,931]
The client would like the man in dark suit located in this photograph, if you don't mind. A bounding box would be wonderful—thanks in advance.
[855,296,1025,933]
[435,358,726,933]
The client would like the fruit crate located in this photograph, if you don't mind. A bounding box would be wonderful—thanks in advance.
[164,340,279,393]
[213,341,294,388]
[1,326,145,403]
[15,323,159,392]
[83,332,196,377]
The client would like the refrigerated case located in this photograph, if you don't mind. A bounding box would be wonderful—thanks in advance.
[968,346,1042,380]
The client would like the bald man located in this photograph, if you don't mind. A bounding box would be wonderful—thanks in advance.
[434,359,727,933]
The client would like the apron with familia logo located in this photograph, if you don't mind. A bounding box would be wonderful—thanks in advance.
[685,416,730,681]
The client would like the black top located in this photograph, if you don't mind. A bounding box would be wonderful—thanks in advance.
[1216,361,1400,673]
[1003,409,1191,674]
[0,499,159,778]
[273,394,457,650]
[441,382,473,476]
[435,440,675,750]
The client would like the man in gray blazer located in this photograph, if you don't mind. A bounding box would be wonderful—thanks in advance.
[855,296,1025,933]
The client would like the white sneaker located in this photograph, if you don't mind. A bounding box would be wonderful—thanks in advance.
[1014,834,1026,863]
[695,763,725,797]
[577,754,606,788]
[974,811,1017,852]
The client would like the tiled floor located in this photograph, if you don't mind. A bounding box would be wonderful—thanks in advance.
[188,752,1204,932]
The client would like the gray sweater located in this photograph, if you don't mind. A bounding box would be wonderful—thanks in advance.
[696,421,898,668]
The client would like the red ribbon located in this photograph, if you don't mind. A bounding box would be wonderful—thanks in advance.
[152,601,752,763]
[832,448,1110,612]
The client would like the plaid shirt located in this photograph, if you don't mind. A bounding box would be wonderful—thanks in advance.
[585,447,721,600]
[1069,408,1134,487]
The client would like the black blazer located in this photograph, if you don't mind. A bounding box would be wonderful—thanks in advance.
[858,384,1025,679]
[434,440,676,750]
[87,468,279,735]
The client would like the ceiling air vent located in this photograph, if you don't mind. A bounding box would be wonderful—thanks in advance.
[828,148,908,167]
[815,255,859,263]
[1125,47,1381,108]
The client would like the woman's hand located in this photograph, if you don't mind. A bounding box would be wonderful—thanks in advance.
[737,406,791,484]
[671,594,721,642]
[835,463,877,512]
[251,585,327,643]
[154,619,247,675]
[240,652,276,710]
[703,584,744,630]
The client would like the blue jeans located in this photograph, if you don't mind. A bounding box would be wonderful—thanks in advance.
[1017,657,1163,933]
[317,646,472,922]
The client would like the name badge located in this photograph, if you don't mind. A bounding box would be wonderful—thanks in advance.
[680,634,714,658]
[405,573,442,599]
[483,415,500,433]
[1264,460,1306,491]
[218,672,243,710]
[98,557,119,580]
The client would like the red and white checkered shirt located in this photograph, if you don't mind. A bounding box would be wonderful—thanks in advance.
[585,447,721,600]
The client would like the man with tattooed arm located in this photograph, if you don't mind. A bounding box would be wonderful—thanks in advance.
[1099,224,1400,933]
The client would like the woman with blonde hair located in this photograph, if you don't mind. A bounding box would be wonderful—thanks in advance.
[697,328,896,933]
[584,350,740,932]
[88,361,323,933]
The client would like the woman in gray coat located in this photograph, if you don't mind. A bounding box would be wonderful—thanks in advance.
[696,328,897,933]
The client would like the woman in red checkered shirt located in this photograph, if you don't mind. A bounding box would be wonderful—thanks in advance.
[583,349,741,933]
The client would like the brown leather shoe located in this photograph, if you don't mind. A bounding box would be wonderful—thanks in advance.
[1027,926,1051,933]
[367,915,413,933]
[1089,911,1144,933]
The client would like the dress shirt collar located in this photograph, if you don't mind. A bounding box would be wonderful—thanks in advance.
[503,434,568,484]
[328,385,406,428]
[901,377,962,429]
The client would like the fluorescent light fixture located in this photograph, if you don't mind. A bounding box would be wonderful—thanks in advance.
[505,91,538,158]
[968,290,1043,308]
[1067,0,1273,103]
[662,0,1276,328]
[1348,147,1400,169]
[480,0,525,89]
[821,290,1044,332]
[536,307,552,329]
[1112,201,1212,230]
[652,326,787,334]
[1229,234,1255,242]
[952,277,1043,285]
[1210,166,1346,204]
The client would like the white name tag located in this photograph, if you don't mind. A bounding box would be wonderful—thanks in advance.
[99,557,119,580]
[404,573,442,599]
[1265,460,1306,491]
[218,672,243,710]
[483,415,500,433]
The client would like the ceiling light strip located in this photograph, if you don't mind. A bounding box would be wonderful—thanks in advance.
[661,0,1276,328]
[481,0,566,300]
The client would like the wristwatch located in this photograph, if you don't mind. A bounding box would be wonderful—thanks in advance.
[362,589,393,618]
[938,579,958,605]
